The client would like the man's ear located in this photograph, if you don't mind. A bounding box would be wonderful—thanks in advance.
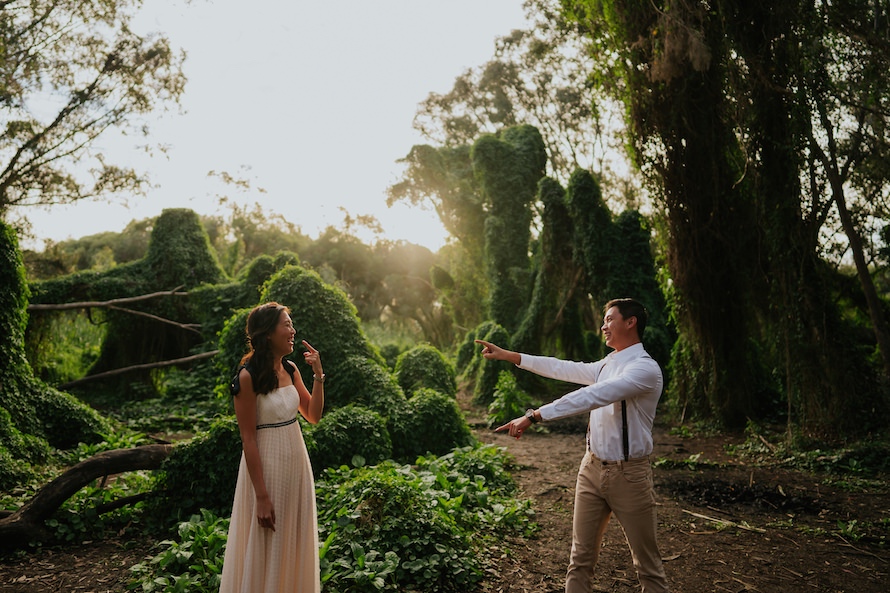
[626,316,638,329]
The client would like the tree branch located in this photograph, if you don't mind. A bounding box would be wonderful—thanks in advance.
[27,287,188,311]
[57,350,220,389]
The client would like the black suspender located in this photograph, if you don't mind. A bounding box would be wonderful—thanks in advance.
[587,361,630,462]
[621,400,629,461]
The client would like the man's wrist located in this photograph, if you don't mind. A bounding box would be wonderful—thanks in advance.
[525,408,540,424]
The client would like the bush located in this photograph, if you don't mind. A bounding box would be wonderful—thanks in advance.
[128,509,229,593]
[307,405,392,475]
[316,445,534,592]
[330,355,407,415]
[144,416,242,531]
[487,370,539,428]
[317,463,480,593]
[393,344,457,398]
[389,389,476,462]
[415,443,520,498]
[456,321,512,406]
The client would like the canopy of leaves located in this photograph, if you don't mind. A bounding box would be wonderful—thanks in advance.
[0,0,185,231]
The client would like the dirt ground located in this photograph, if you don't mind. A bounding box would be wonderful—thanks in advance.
[475,415,890,593]
[1,415,888,592]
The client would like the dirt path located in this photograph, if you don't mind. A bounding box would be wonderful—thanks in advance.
[476,417,890,592]
[1,417,888,592]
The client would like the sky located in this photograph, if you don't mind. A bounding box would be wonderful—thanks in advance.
[21,0,531,253]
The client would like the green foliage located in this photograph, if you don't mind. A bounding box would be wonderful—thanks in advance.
[393,344,457,398]
[1,220,109,488]
[114,383,227,437]
[472,125,547,333]
[388,388,476,462]
[0,0,185,214]
[511,175,599,364]
[306,405,392,475]
[235,250,301,301]
[487,371,540,428]
[128,509,228,593]
[259,265,387,391]
[316,445,533,593]
[144,416,242,532]
[144,209,227,290]
[26,310,106,385]
[326,355,408,415]
[456,321,513,406]
[415,443,520,497]
[44,468,153,545]
[0,444,35,492]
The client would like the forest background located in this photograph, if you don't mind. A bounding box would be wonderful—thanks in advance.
[2,0,890,591]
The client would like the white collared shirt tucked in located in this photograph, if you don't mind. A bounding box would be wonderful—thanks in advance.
[520,343,663,461]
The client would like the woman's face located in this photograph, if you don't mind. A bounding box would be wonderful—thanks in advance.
[268,308,296,357]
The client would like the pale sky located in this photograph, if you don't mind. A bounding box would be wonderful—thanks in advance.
[21,0,530,252]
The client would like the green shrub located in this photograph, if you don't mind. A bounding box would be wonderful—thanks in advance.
[388,389,476,462]
[415,443,519,498]
[317,463,480,592]
[307,405,392,474]
[1,220,109,456]
[128,509,229,593]
[393,344,457,398]
[329,355,407,415]
[0,445,34,492]
[316,445,534,592]
[144,416,242,531]
[456,321,512,406]
[487,370,539,428]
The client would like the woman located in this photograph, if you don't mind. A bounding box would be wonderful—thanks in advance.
[220,302,325,593]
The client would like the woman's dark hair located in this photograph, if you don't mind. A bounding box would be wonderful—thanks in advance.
[240,302,290,395]
[604,298,648,338]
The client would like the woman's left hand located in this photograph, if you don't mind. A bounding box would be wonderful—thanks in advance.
[302,340,323,376]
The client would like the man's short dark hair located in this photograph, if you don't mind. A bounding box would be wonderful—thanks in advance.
[605,298,649,338]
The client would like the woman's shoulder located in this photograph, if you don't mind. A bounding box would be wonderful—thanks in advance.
[230,363,255,396]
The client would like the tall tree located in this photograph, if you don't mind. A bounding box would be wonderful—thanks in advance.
[0,0,185,232]
[472,124,548,333]
[564,0,888,436]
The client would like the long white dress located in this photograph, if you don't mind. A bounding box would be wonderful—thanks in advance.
[219,385,320,593]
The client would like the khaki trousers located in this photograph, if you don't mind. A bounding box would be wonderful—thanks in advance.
[565,452,668,593]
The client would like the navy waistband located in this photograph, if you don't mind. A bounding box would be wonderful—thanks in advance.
[256,417,297,430]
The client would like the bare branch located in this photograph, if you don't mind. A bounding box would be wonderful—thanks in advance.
[27,287,187,311]
[58,350,220,389]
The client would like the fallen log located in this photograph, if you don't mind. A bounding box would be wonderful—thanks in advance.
[0,444,173,549]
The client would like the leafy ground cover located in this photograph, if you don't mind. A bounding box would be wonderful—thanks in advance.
[1,411,889,592]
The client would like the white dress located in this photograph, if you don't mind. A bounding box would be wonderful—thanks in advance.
[219,385,320,593]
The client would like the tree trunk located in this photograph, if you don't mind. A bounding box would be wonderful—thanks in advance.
[0,444,173,548]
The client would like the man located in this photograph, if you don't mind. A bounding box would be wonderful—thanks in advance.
[476,298,668,593]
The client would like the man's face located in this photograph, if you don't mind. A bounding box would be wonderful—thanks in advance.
[601,306,636,351]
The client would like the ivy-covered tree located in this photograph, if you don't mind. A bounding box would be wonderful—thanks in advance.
[564,0,888,436]
[472,124,548,333]
[511,176,597,362]
[29,208,227,397]
[0,219,109,490]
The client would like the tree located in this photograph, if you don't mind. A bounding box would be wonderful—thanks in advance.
[564,0,889,437]
[0,0,185,232]
[473,125,548,333]
[412,0,617,185]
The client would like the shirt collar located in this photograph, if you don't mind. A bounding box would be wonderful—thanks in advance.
[606,342,645,365]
